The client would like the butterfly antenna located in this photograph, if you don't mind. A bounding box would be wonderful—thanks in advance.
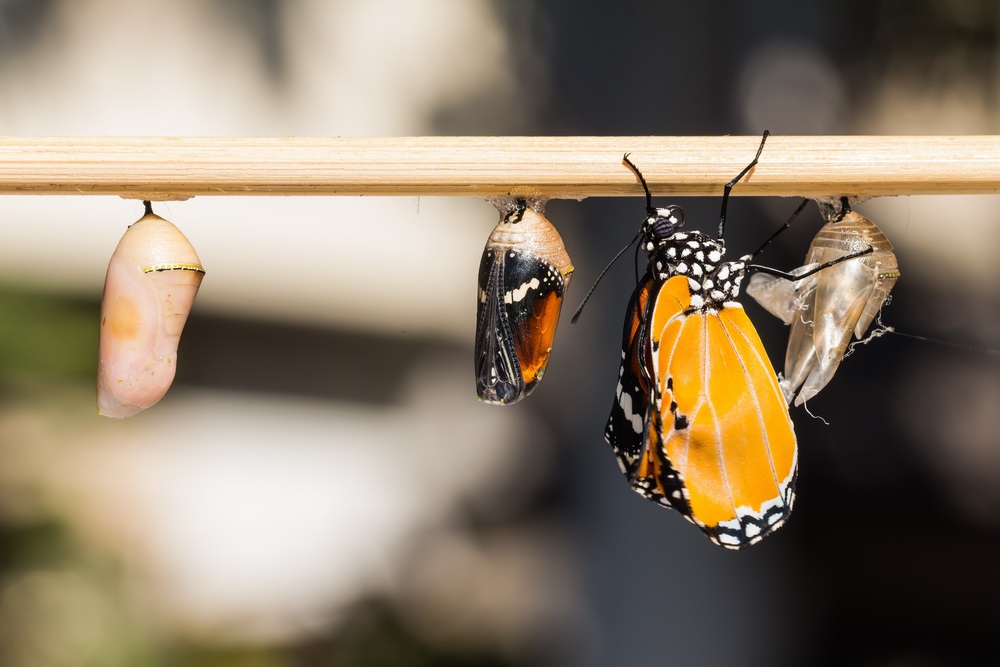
[622,153,653,213]
[571,229,643,324]
[750,198,809,259]
[719,130,769,239]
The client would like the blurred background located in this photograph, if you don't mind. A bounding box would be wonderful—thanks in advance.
[1,1,999,665]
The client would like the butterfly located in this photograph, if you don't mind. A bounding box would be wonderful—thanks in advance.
[604,133,872,548]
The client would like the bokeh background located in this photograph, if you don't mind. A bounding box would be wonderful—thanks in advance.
[1,1,999,665]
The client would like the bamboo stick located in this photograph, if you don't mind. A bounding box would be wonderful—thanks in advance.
[0,136,998,200]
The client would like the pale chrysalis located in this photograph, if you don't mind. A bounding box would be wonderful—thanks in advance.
[747,204,899,406]
[97,202,205,418]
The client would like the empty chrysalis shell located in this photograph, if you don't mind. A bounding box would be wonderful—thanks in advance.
[747,207,899,406]
[475,198,574,405]
[97,203,205,418]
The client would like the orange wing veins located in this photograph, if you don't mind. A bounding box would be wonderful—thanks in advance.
[647,276,797,548]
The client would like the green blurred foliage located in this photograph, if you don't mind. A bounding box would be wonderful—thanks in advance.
[0,286,97,386]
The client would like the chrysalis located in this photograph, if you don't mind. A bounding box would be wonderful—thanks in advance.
[747,201,900,406]
[475,198,574,405]
[97,202,205,418]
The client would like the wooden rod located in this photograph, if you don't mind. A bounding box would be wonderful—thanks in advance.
[0,135,998,200]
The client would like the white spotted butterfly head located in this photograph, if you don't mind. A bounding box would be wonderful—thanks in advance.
[641,204,686,252]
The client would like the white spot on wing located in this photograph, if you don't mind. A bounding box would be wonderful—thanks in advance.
[504,277,541,304]
[619,390,644,434]
[717,532,741,546]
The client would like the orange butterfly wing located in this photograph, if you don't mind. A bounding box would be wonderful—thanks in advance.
[646,275,797,548]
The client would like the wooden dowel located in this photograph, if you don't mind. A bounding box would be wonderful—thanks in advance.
[0,135,998,200]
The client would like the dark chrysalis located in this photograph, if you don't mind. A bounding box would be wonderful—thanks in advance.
[475,199,573,405]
